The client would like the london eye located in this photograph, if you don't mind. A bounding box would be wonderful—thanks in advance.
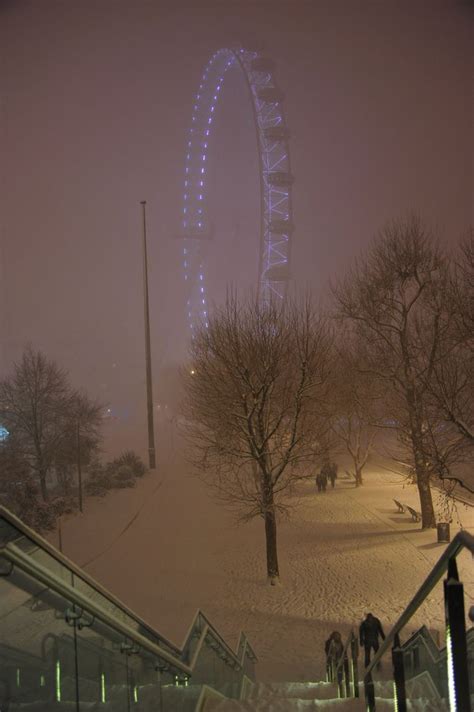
[179,46,293,334]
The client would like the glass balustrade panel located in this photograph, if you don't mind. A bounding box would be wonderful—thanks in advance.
[0,561,78,711]
[75,617,130,712]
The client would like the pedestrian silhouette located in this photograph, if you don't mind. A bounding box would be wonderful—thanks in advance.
[324,631,344,682]
[359,612,385,668]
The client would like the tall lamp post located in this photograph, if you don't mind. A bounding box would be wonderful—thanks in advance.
[140,201,156,469]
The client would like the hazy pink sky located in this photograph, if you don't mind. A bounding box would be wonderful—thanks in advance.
[1,0,472,453]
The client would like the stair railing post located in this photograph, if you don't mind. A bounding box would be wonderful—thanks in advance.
[351,633,359,698]
[444,557,470,712]
[392,632,407,712]
[337,665,344,699]
[344,654,350,698]
[364,671,376,712]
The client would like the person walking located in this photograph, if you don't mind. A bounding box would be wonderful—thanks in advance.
[325,631,344,682]
[320,471,328,492]
[329,462,338,488]
[359,613,385,668]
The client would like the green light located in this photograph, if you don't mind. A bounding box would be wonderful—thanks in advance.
[133,684,138,703]
[55,660,61,702]
[40,674,46,687]
[16,668,20,687]
[174,675,179,687]
[393,681,398,712]
[101,673,106,703]
[184,677,189,687]
[446,624,457,711]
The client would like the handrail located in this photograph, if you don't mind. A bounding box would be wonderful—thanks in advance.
[1,542,191,675]
[197,610,258,663]
[237,630,258,663]
[335,628,354,678]
[363,529,474,680]
[0,504,257,674]
[0,505,180,655]
[179,610,257,673]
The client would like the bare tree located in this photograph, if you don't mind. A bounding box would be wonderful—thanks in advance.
[331,346,378,486]
[424,232,474,449]
[182,295,334,584]
[333,216,453,528]
[455,231,474,342]
[54,391,104,505]
[0,347,102,502]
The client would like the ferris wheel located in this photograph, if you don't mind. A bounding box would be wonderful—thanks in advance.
[179,46,293,335]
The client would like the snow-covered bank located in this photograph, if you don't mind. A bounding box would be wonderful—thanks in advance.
[54,431,474,683]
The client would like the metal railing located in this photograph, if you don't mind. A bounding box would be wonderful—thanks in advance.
[0,505,257,710]
[332,629,359,700]
[362,530,473,712]
[321,531,473,710]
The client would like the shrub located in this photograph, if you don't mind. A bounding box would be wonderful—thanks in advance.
[1,478,57,533]
[112,464,136,489]
[84,472,113,497]
[84,451,145,497]
[32,501,58,532]
[50,496,78,517]
[114,450,146,477]
[84,456,115,497]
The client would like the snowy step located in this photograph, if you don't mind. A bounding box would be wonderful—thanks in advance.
[200,680,429,711]
[204,695,365,710]
[249,682,340,700]
[202,681,366,711]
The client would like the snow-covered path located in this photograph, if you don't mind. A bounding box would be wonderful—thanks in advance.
[55,428,474,682]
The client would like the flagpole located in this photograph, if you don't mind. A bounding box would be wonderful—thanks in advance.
[140,200,156,469]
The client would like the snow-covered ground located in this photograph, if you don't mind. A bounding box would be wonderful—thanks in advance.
[53,423,474,684]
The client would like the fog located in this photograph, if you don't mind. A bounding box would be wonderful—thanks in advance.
[1,0,473,458]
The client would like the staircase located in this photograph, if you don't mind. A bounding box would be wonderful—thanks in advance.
[201,680,397,710]
[1,506,471,712]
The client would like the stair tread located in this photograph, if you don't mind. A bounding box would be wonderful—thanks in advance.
[207,698,366,710]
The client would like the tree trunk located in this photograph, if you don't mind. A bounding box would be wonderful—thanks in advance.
[411,427,436,528]
[39,469,48,501]
[77,421,83,513]
[406,384,436,528]
[264,506,280,584]
[355,466,363,486]
[415,467,436,528]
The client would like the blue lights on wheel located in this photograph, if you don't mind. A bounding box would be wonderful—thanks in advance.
[179,46,293,335]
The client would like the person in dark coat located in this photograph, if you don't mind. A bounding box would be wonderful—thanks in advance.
[359,613,385,667]
[324,631,344,681]
[320,471,327,491]
[329,462,338,488]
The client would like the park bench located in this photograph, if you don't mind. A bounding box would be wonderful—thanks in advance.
[405,505,421,523]
[393,499,405,513]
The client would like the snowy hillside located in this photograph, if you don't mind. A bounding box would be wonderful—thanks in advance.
[52,423,474,683]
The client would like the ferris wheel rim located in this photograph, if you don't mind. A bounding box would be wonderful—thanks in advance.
[179,45,293,334]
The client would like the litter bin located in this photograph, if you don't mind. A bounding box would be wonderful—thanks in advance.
[437,522,450,543]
